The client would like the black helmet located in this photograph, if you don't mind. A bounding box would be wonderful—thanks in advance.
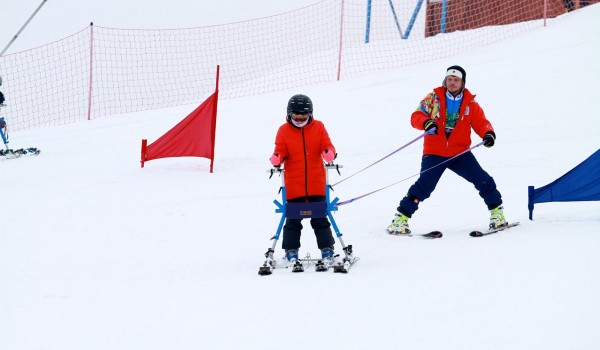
[287,94,313,116]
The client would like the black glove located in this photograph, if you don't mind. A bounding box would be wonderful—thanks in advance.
[0,91,5,105]
[483,132,496,148]
[423,119,438,134]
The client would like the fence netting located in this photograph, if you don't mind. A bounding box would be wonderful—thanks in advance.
[0,0,585,131]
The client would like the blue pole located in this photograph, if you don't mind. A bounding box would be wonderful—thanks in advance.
[273,182,287,240]
[528,186,535,221]
[403,0,424,39]
[388,0,404,38]
[0,117,8,146]
[325,166,342,238]
[441,0,447,34]
[327,210,343,239]
[365,0,372,43]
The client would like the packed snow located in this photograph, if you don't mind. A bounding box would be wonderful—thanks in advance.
[1,2,599,350]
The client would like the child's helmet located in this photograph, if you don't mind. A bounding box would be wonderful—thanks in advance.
[287,94,313,116]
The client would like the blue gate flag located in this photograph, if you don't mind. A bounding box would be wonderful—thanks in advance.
[528,149,600,220]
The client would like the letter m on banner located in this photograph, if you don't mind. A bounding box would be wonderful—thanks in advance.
[141,66,220,172]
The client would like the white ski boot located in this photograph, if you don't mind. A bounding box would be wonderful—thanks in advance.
[489,205,507,229]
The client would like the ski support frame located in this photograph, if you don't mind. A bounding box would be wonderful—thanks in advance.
[260,163,355,274]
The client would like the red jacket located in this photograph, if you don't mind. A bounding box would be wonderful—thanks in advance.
[411,87,494,157]
[273,117,335,200]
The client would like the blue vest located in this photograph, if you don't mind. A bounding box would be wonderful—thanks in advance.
[445,90,463,135]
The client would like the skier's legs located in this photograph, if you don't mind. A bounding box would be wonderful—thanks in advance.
[282,195,328,250]
[310,217,335,250]
[301,195,335,249]
[449,152,502,209]
[282,219,302,250]
[398,155,448,217]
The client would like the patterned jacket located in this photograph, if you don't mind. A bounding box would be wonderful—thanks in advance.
[273,117,335,200]
[411,87,494,157]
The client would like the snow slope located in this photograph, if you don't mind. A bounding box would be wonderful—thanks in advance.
[1,3,600,350]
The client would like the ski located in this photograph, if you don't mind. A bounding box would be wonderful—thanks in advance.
[333,261,350,273]
[258,248,277,275]
[388,230,443,239]
[291,260,304,272]
[333,256,359,273]
[0,147,41,160]
[258,258,305,275]
[259,257,358,274]
[469,222,520,237]
[258,263,273,276]
[293,257,332,272]
[333,245,359,273]
[422,231,443,238]
[259,251,359,275]
[315,260,328,272]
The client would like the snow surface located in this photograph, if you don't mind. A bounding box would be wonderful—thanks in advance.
[2,2,600,350]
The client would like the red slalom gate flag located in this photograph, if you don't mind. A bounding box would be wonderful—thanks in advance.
[141,91,218,172]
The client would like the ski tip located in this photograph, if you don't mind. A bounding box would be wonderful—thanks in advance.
[258,266,273,275]
[333,266,349,273]
[424,231,443,238]
[469,231,483,237]
[292,261,304,272]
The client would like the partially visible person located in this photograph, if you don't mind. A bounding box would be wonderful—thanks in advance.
[1,76,6,130]
[0,75,5,106]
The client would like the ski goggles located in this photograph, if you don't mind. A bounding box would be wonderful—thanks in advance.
[290,112,309,122]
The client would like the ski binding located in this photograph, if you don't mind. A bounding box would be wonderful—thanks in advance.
[470,222,520,237]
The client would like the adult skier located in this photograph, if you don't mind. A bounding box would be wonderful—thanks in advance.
[269,94,337,264]
[387,65,507,234]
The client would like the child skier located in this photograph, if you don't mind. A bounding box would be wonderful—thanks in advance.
[269,94,337,264]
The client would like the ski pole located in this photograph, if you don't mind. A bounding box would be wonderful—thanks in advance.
[1,0,49,57]
[331,132,426,187]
